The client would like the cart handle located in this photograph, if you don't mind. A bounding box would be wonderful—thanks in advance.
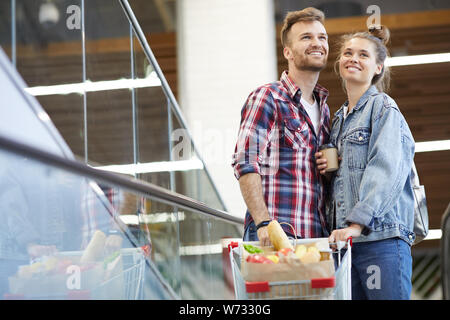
[329,236,353,251]
[228,241,239,253]
[246,281,270,293]
[245,276,336,293]
[311,277,335,289]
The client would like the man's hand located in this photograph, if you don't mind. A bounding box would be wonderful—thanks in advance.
[256,225,271,247]
[328,223,363,244]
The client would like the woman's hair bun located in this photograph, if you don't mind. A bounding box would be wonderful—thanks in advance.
[368,25,390,45]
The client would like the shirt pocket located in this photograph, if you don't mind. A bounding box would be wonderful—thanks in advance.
[283,117,309,150]
[345,128,371,169]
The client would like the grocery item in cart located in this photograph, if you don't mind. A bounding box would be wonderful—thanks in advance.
[8,254,105,297]
[267,220,293,251]
[229,238,351,300]
[7,230,125,298]
[80,230,107,263]
[241,239,335,283]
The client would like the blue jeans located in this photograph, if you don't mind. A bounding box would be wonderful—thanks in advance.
[351,237,412,300]
[243,221,297,242]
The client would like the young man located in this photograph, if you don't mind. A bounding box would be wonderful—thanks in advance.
[231,7,331,246]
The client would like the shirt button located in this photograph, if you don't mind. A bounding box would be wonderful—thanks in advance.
[409,234,413,240]
[358,136,363,141]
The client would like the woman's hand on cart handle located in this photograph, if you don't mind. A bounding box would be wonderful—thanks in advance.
[328,223,362,248]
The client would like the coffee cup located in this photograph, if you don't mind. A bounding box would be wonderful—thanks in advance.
[319,143,339,172]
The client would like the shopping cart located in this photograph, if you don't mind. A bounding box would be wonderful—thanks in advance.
[90,247,146,300]
[228,238,352,300]
[6,247,146,300]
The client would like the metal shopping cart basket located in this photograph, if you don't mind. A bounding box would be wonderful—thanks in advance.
[90,247,146,300]
[6,247,146,300]
[228,238,352,300]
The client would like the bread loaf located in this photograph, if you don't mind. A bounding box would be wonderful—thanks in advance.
[80,230,107,263]
[267,220,294,251]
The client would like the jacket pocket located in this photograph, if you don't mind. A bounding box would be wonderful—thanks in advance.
[283,117,309,150]
[345,128,370,169]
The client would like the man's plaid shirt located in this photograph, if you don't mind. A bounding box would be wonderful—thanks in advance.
[232,71,331,238]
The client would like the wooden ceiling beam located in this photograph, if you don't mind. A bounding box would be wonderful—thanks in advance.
[276,9,450,36]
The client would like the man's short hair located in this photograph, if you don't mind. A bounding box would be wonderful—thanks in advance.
[280,7,325,47]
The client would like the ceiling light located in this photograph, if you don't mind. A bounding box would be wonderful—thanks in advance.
[386,53,450,67]
[39,1,60,27]
[24,72,161,96]
[119,211,185,225]
[179,243,223,256]
[424,229,442,241]
[94,159,204,175]
[415,140,450,153]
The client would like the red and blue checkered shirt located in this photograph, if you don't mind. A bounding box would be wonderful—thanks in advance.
[232,71,331,239]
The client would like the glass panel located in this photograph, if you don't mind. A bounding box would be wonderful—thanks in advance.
[176,169,226,211]
[179,210,242,299]
[36,93,85,159]
[126,196,181,294]
[169,109,226,210]
[86,89,134,166]
[0,146,181,299]
[15,0,83,87]
[84,0,131,82]
[128,0,175,34]
[0,145,242,299]
[132,33,171,190]
[4,0,228,211]
[85,0,134,166]
[0,150,135,299]
[135,85,170,164]
[13,0,85,159]
[139,172,171,192]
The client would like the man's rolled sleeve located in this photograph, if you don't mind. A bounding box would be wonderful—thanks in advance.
[232,158,261,180]
[231,87,276,180]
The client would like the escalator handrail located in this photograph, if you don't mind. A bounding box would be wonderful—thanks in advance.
[118,0,229,212]
[441,202,450,299]
[0,134,244,226]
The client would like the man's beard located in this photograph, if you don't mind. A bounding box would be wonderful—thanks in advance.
[293,54,327,72]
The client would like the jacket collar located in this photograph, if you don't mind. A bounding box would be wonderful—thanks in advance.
[334,85,378,118]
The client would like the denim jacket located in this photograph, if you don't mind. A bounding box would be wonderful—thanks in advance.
[328,85,416,245]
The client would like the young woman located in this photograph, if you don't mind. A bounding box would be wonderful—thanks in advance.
[315,26,416,299]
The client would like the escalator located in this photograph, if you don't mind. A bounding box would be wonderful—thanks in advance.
[0,0,244,300]
[441,203,450,299]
